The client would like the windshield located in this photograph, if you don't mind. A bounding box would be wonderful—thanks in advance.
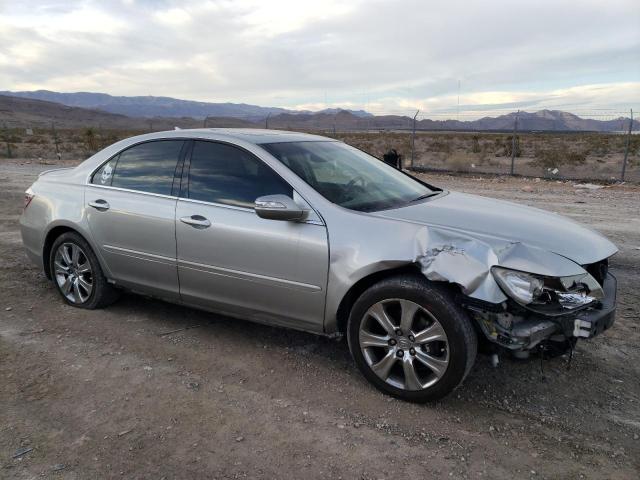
[261,141,437,212]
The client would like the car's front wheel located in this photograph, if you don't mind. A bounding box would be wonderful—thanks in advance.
[49,232,119,309]
[347,274,477,402]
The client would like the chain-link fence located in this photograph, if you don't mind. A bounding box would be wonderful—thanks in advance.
[2,110,638,182]
[319,108,638,183]
[333,129,640,183]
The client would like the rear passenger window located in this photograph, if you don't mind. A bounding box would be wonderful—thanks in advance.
[188,141,293,208]
[92,141,183,195]
[92,156,118,186]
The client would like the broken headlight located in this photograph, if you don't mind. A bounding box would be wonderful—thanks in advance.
[491,267,604,315]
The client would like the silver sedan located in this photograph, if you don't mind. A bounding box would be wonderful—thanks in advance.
[20,129,618,401]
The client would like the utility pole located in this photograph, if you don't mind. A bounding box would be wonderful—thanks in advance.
[410,109,420,169]
[510,110,519,175]
[621,108,633,182]
[265,112,271,129]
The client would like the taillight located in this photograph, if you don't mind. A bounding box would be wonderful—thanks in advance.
[24,188,34,210]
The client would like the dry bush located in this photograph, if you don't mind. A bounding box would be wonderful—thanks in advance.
[25,135,48,145]
[471,135,481,153]
[495,135,521,157]
[532,144,587,169]
[428,138,452,153]
[584,135,611,157]
[445,153,473,172]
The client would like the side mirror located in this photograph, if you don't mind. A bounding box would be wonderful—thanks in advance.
[254,194,306,221]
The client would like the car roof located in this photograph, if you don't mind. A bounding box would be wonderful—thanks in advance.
[148,128,333,145]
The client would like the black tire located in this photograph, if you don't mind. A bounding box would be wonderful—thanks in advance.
[347,274,477,402]
[49,231,120,309]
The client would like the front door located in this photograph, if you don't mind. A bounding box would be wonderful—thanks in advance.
[86,140,185,300]
[175,140,329,331]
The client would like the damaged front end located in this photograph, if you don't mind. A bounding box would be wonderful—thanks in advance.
[462,268,616,356]
[413,228,617,357]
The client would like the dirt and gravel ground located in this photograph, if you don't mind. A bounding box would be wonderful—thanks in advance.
[1,159,639,479]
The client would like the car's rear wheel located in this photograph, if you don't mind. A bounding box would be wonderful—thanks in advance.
[49,232,119,309]
[347,274,477,402]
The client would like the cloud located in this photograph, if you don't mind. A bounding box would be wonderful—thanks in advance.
[154,7,191,26]
[0,0,638,115]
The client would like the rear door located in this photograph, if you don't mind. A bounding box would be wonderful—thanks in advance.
[86,140,186,300]
[175,140,329,331]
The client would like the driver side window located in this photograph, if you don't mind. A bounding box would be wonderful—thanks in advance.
[187,141,293,208]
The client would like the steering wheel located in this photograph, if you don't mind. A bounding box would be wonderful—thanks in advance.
[346,176,366,190]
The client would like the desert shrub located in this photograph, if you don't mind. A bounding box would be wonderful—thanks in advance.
[475,153,499,166]
[1,143,16,158]
[503,135,521,157]
[629,135,640,156]
[445,153,471,172]
[566,151,587,164]
[26,135,48,145]
[493,135,520,157]
[585,135,611,157]
[98,133,119,149]
[532,145,587,169]
[429,138,452,153]
[1,127,14,158]
[471,135,481,153]
[83,128,99,153]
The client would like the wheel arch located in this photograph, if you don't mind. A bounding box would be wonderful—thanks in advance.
[334,265,439,335]
[42,224,106,280]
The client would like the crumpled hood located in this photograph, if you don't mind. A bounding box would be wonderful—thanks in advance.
[373,191,617,266]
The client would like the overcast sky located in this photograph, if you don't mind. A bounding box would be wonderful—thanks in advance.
[1,0,639,117]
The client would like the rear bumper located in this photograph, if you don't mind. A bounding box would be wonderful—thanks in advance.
[20,215,45,271]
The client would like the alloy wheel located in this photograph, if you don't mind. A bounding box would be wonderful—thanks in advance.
[54,242,93,304]
[359,299,449,391]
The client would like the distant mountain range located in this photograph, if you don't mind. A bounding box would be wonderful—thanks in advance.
[0,90,636,132]
[0,94,208,129]
[261,109,637,132]
[0,90,372,120]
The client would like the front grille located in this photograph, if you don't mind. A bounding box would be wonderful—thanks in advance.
[584,259,608,286]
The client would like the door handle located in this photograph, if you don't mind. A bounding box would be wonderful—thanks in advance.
[88,199,110,210]
[180,215,211,228]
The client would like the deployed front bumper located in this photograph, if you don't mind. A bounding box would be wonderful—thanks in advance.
[468,273,617,351]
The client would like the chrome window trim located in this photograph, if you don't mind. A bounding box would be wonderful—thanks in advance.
[178,196,254,213]
[177,196,325,225]
[86,183,178,200]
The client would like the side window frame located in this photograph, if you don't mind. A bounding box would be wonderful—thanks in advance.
[179,140,295,209]
[88,139,189,197]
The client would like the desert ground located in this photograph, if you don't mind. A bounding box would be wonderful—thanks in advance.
[1,158,639,479]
